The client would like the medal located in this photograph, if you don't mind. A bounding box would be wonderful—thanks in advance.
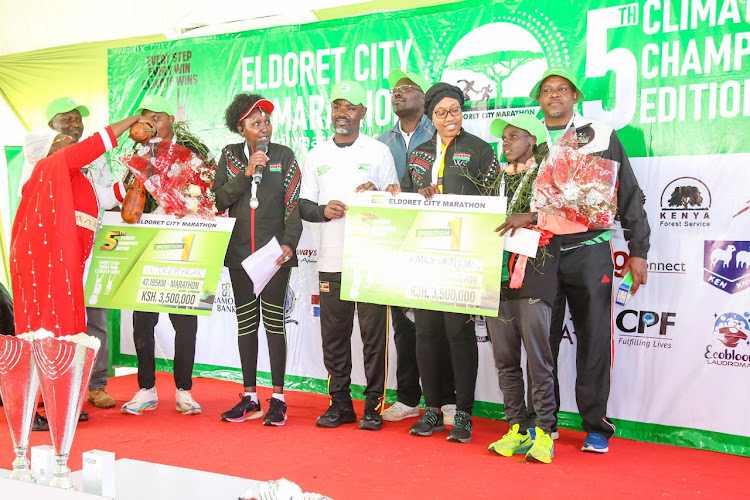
[250,198,259,209]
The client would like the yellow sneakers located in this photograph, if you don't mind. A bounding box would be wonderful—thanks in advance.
[488,423,532,457]
[526,427,555,464]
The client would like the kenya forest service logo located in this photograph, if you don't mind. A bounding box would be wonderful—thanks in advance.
[659,177,711,228]
[703,241,750,295]
[704,312,750,369]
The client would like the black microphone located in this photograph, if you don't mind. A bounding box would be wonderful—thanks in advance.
[253,141,268,184]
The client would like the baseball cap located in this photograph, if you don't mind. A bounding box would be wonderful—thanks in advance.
[237,98,275,124]
[387,69,430,93]
[135,94,176,116]
[490,114,547,144]
[330,80,366,106]
[46,97,90,123]
[529,68,584,101]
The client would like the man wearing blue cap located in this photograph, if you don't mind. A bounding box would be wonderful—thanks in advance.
[300,80,398,431]
[530,69,650,454]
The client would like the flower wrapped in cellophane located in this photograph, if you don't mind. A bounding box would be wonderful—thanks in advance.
[533,130,618,228]
[120,139,217,218]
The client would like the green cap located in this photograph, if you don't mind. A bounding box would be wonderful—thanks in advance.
[46,97,90,123]
[136,94,175,116]
[529,67,584,101]
[387,69,430,93]
[490,114,547,144]
[330,80,366,106]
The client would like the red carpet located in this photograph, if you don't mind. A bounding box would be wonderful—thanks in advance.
[1,372,747,499]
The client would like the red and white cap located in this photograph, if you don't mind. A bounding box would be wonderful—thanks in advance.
[237,99,275,124]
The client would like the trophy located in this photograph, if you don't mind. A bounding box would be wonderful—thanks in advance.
[0,333,40,482]
[32,330,100,490]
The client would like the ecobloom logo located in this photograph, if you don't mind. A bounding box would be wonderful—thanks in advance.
[703,241,750,295]
[704,312,750,369]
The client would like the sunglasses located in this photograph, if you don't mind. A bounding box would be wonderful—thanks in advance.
[389,85,422,95]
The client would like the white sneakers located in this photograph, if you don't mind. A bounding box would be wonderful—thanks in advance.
[121,387,202,415]
[441,404,457,426]
[175,389,202,415]
[382,401,420,421]
[121,388,158,415]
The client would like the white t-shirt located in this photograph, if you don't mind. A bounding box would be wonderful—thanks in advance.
[300,133,398,272]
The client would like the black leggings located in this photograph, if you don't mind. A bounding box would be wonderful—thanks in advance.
[228,267,290,388]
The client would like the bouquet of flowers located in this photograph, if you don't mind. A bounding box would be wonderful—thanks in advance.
[533,129,618,228]
[121,139,217,218]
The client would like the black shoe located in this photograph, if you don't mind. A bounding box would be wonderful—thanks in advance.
[263,397,287,427]
[221,394,263,422]
[316,400,356,428]
[358,406,382,431]
[79,410,89,422]
[32,412,49,432]
[410,407,445,437]
[447,410,472,443]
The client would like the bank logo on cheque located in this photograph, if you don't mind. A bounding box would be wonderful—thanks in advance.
[705,312,750,369]
[703,241,750,295]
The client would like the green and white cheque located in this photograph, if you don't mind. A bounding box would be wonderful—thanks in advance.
[341,192,505,316]
[84,212,235,316]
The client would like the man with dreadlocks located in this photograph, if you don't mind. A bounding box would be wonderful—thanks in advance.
[485,114,586,464]
[121,95,213,417]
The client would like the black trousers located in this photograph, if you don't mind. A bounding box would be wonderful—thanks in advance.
[132,311,197,391]
[319,272,388,411]
[228,267,289,388]
[414,309,476,414]
[549,242,616,439]
[390,306,421,407]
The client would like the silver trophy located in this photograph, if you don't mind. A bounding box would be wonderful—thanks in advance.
[0,333,40,482]
[32,330,100,490]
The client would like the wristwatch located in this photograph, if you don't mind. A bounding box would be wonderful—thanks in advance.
[530,212,538,225]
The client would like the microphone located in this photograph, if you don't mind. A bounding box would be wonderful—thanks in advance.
[253,141,268,184]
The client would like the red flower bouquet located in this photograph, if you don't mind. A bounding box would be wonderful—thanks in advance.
[121,139,217,218]
[533,130,618,228]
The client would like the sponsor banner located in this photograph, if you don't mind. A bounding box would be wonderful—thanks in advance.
[85,212,234,315]
[340,192,505,316]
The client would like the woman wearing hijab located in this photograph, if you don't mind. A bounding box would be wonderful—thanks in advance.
[213,93,302,426]
[11,116,143,338]
[395,82,500,443]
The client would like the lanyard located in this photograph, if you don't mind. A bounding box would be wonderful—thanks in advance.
[432,133,456,193]
[545,113,577,152]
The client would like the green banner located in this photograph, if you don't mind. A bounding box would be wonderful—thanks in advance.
[341,192,505,315]
[108,0,748,163]
[84,212,234,315]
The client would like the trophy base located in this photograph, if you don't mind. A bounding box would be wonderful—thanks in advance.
[9,450,36,483]
[50,456,77,490]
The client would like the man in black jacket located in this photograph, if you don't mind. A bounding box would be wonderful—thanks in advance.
[530,69,650,454]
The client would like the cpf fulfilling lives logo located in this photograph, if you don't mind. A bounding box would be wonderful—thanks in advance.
[703,241,750,295]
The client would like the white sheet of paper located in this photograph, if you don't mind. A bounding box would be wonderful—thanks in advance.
[503,228,541,258]
[241,237,283,295]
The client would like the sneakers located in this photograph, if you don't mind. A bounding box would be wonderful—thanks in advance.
[121,388,158,415]
[221,394,263,422]
[447,410,472,443]
[263,398,287,427]
[409,407,445,437]
[381,401,419,421]
[488,423,532,456]
[441,404,457,426]
[175,389,202,415]
[358,406,383,431]
[316,400,357,428]
[529,427,560,442]
[582,432,609,453]
[87,388,115,409]
[526,427,554,464]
